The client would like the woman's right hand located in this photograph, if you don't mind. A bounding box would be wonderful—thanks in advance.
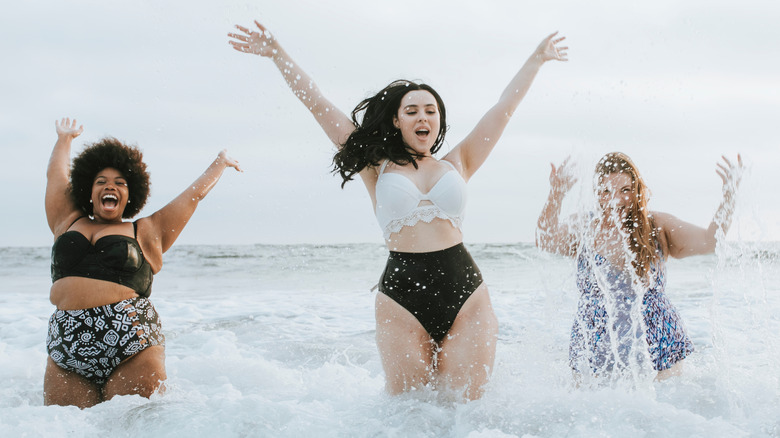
[549,156,577,195]
[534,32,568,63]
[55,117,83,140]
[228,20,278,57]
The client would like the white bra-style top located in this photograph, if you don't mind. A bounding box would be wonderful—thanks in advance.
[374,159,467,239]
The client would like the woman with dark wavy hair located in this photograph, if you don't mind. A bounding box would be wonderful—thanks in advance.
[537,152,742,381]
[44,118,241,408]
[228,20,567,399]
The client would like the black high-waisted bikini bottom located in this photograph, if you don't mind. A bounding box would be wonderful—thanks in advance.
[378,243,483,343]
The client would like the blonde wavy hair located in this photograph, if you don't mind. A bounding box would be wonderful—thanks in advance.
[595,152,660,281]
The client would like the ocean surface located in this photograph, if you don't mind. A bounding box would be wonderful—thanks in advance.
[1,242,778,437]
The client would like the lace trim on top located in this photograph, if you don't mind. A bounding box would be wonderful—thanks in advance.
[383,205,463,239]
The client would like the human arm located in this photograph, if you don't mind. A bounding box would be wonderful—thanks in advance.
[657,155,743,258]
[536,157,578,257]
[45,118,84,235]
[139,150,242,257]
[228,20,355,147]
[445,32,567,180]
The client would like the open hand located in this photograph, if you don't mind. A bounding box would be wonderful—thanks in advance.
[536,32,568,62]
[55,117,83,139]
[218,149,243,172]
[550,156,577,193]
[716,154,743,194]
[228,20,278,57]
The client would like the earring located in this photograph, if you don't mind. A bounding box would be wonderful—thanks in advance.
[89,199,93,204]
[127,199,131,204]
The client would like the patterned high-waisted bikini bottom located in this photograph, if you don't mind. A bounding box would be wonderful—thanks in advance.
[46,296,165,385]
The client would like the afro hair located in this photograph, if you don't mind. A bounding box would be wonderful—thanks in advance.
[70,137,150,218]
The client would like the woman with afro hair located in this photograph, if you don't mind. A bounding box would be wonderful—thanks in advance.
[44,117,241,408]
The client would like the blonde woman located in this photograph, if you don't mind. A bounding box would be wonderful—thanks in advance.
[537,152,742,380]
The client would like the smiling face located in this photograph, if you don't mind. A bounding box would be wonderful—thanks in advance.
[90,167,129,222]
[393,90,441,156]
[597,172,635,221]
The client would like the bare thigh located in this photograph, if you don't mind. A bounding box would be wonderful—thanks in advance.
[437,284,499,400]
[103,345,166,400]
[375,292,435,394]
[44,358,102,408]
[655,360,683,381]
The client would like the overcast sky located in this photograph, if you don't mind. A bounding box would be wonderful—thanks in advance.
[1,0,778,246]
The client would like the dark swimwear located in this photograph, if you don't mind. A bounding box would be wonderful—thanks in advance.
[570,246,694,373]
[378,243,483,343]
[47,217,160,385]
[47,297,164,385]
[51,220,153,297]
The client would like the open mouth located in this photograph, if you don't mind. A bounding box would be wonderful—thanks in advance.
[101,193,119,211]
[415,128,430,139]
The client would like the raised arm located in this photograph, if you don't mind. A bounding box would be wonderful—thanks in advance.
[228,20,355,147]
[446,32,568,180]
[138,150,242,261]
[46,118,84,235]
[536,157,579,257]
[657,155,743,259]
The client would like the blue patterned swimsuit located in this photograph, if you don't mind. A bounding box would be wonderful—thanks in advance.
[570,246,693,373]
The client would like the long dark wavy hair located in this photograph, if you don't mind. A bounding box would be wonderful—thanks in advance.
[70,137,151,218]
[332,80,447,187]
[595,152,660,281]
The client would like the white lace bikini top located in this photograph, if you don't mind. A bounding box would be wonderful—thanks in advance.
[374,159,467,239]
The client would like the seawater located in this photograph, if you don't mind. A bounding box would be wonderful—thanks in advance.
[1,242,778,437]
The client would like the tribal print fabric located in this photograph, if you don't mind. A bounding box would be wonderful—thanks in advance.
[46,297,164,385]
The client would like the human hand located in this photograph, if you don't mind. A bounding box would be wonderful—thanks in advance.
[535,32,568,63]
[55,117,83,139]
[228,20,278,57]
[218,149,243,172]
[550,156,577,194]
[716,154,743,196]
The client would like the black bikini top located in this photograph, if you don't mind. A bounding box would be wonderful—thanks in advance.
[51,220,153,298]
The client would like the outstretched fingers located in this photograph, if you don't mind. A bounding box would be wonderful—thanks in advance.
[228,25,252,52]
[55,117,83,137]
[228,32,249,42]
[715,166,727,184]
[539,32,569,62]
[228,20,276,56]
[716,154,744,188]
[550,156,577,191]
[219,149,243,172]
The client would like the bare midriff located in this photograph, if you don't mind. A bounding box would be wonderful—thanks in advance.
[384,218,463,253]
[50,277,138,310]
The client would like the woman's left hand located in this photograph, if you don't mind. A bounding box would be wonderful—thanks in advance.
[55,117,83,139]
[218,149,243,172]
[716,154,743,196]
[535,32,568,63]
[228,20,278,58]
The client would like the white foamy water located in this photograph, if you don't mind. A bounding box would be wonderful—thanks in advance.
[1,242,778,437]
